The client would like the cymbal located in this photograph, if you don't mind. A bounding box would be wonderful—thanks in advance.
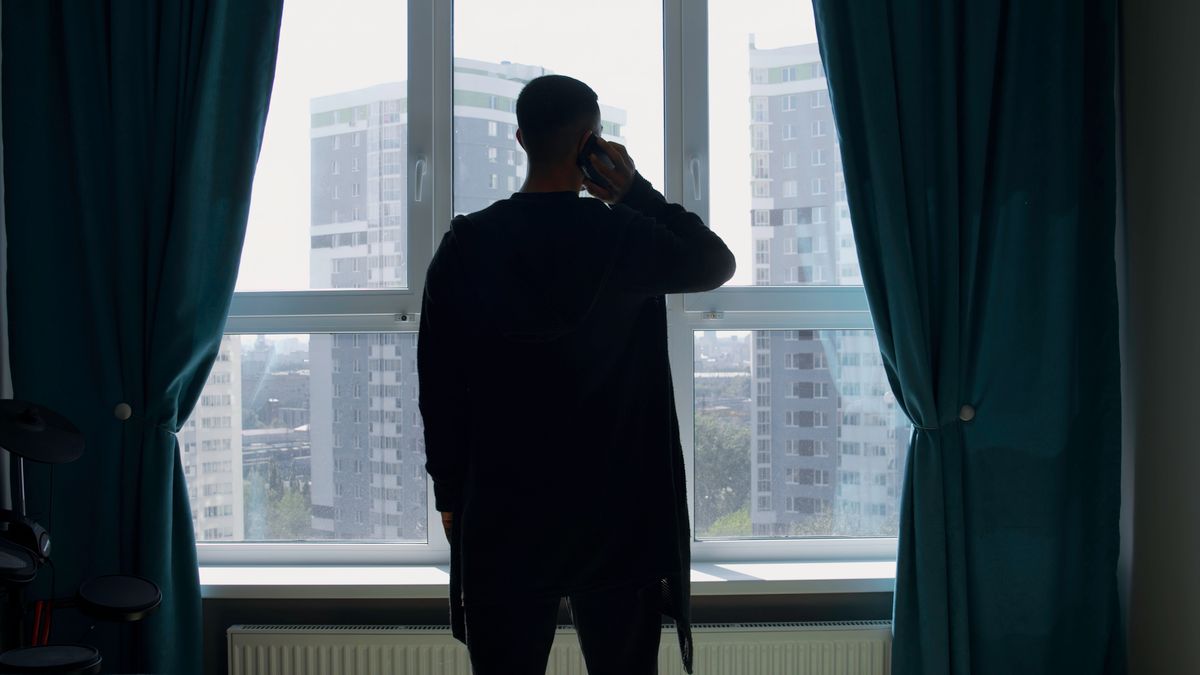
[0,400,84,464]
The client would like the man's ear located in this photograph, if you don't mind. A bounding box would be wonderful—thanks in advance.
[515,128,525,151]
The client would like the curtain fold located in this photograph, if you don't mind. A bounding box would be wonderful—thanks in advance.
[3,1,283,671]
[811,1,1124,673]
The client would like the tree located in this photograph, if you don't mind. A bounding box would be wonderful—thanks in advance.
[267,484,311,539]
[704,505,751,538]
[693,413,750,535]
[243,465,312,540]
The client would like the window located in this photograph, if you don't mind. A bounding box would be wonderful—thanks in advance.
[752,154,769,179]
[811,148,825,166]
[751,97,768,122]
[811,177,825,195]
[200,0,891,565]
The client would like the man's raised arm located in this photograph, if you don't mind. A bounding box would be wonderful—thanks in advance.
[582,136,736,294]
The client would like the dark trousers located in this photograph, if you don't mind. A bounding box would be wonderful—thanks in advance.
[464,579,663,675]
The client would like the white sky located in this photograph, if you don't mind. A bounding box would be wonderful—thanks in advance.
[236,0,818,291]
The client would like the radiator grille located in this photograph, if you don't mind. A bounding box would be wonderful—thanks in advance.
[228,621,891,675]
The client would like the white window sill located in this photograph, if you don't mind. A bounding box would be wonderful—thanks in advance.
[199,561,896,600]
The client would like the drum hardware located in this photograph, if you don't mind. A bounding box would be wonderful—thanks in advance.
[0,399,164,673]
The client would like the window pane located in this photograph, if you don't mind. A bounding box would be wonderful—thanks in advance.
[694,330,910,539]
[236,1,409,291]
[453,0,663,213]
[709,2,856,286]
[181,333,427,542]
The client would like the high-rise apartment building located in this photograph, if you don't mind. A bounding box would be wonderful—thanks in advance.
[180,335,244,541]
[307,58,627,540]
[747,38,908,536]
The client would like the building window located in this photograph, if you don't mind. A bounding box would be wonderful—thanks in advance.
[751,96,769,122]
[782,181,798,198]
[753,155,769,179]
[811,177,826,195]
[811,119,826,137]
[811,90,827,108]
[487,120,498,136]
[811,149,825,166]
[753,210,770,226]
[487,147,497,163]
[488,174,498,190]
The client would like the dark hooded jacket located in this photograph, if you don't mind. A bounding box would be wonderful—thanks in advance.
[418,173,734,673]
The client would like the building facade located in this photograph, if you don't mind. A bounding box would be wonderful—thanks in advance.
[747,39,908,537]
[179,336,245,541]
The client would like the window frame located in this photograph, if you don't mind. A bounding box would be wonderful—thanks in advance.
[200,0,896,567]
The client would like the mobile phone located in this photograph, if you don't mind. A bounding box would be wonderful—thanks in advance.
[577,134,616,192]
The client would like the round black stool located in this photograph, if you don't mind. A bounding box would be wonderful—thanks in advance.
[0,644,101,674]
[77,574,161,622]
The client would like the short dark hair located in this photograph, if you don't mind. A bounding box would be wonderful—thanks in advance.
[516,75,600,165]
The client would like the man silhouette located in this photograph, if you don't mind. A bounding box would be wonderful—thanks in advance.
[418,74,734,675]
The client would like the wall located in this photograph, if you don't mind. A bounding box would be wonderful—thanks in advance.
[1123,0,1200,671]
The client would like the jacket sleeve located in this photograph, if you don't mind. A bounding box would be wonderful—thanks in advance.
[418,232,469,513]
[614,172,736,294]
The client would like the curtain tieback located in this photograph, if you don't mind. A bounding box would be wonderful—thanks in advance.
[113,403,180,434]
[912,404,976,431]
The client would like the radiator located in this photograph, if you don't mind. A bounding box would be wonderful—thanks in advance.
[228,621,891,674]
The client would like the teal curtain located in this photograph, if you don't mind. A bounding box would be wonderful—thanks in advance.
[812,2,1123,674]
[3,1,282,672]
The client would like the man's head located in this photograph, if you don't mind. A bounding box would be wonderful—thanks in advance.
[515,75,601,170]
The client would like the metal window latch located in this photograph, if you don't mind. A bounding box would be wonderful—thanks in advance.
[702,311,724,320]
[395,313,417,323]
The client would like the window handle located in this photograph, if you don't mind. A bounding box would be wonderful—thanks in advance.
[689,156,702,202]
[414,156,428,203]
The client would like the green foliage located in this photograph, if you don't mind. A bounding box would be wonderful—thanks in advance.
[693,413,750,535]
[704,505,751,537]
[243,462,312,540]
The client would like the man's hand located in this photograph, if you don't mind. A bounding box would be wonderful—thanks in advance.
[582,135,637,203]
[441,511,453,541]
